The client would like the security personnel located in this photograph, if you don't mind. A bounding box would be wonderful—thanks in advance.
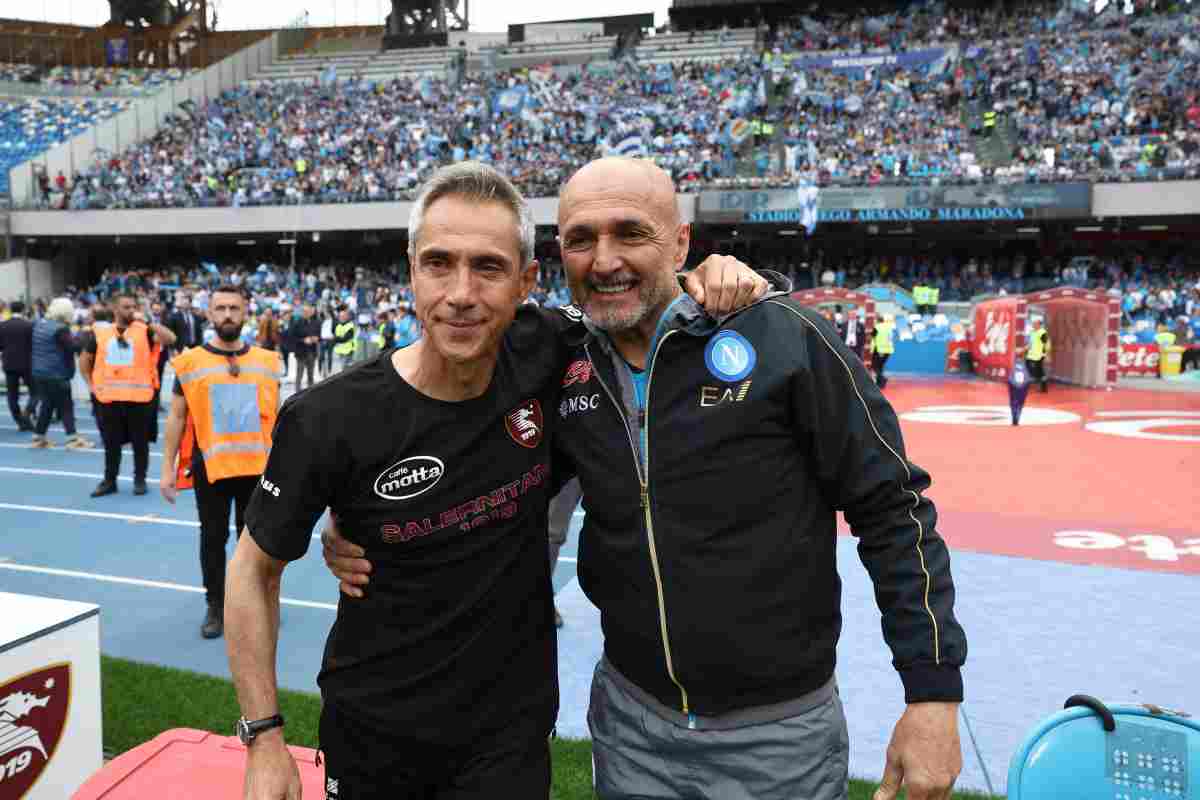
[983,109,997,138]
[161,284,282,639]
[333,305,356,371]
[1154,324,1176,348]
[1026,317,1051,393]
[912,284,928,316]
[79,293,177,497]
[870,313,896,388]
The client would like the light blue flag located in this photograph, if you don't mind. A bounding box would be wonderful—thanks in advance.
[797,181,819,236]
[494,86,529,113]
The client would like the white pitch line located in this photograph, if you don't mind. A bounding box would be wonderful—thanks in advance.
[0,424,105,436]
[0,501,322,540]
[0,466,160,484]
[0,501,199,527]
[0,562,337,610]
[558,556,577,563]
[0,443,162,458]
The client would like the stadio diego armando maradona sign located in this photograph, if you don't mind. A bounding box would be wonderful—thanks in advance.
[697,183,1092,225]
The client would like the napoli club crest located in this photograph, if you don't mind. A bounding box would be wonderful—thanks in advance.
[505,399,544,449]
[0,662,71,800]
[704,330,757,383]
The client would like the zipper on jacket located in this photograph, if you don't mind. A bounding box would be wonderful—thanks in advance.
[585,337,691,716]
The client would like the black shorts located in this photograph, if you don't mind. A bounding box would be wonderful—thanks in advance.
[318,703,551,800]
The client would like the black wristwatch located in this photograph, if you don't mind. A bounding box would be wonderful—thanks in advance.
[236,713,285,746]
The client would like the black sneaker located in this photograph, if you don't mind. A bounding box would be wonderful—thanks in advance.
[133,481,148,496]
[90,480,118,498]
[201,605,223,639]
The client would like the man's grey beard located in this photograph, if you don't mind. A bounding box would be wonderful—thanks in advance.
[582,275,680,333]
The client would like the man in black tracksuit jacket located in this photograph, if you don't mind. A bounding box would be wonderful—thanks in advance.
[553,289,965,712]
[550,159,965,800]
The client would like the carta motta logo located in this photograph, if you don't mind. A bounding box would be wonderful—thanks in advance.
[0,662,71,799]
[374,456,446,501]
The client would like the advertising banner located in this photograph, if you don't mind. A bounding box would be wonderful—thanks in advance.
[971,298,1019,380]
[697,183,1092,225]
[1116,342,1161,377]
[781,47,948,73]
[105,38,129,66]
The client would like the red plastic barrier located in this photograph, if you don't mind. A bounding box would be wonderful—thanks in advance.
[1117,342,1161,377]
[971,297,1020,380]
[73,729,326,799]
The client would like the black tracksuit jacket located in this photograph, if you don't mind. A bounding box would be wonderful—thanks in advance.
[552,292,967,717]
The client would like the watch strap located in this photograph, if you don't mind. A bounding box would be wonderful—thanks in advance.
[240,713,285,743]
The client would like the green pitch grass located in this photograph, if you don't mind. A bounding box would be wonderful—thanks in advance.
[101,656,1000,799]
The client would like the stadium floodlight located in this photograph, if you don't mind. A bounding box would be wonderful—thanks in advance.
[1017,227,1040,234]
[237,239,256,245]
[778,229,799,236]
[1138,225,1168,231]
[278,238,297,245]
[1074,226,1103,232]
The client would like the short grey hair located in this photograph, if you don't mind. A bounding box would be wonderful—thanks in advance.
[407,162,536,268]
[47,297,74,324]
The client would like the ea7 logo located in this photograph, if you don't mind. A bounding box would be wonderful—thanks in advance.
[259,477,281,498]
[0,662,70,799]
[699,381,752,407]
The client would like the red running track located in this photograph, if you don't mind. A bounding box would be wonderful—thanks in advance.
[842,379,1200,575]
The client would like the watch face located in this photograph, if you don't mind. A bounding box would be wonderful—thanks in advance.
[236,718,251,744]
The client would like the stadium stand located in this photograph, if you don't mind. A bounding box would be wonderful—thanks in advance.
[1,97,128,196]
[253,45,460,84]
[635,26,757,65]
[6,1,1198,211]
[493,35,618,69]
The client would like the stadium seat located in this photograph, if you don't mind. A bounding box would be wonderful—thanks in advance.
[1007,696,1199,799]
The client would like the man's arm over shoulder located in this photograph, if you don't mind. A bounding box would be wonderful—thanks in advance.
[772,299,967,703]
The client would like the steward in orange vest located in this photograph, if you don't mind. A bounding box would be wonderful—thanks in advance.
[79,295,177,499]
[92,320,159,403]
[170,344,282,488]
[161,294,282,639]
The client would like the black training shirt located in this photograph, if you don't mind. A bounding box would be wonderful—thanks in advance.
[244,305,577,745]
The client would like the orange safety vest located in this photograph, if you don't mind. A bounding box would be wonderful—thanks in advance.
[171,345,282,487]
[93,321,157,404]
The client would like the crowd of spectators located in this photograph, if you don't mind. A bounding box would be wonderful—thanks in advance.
[0,62,192,94]
[2,256,573,367]
[11,1,1200,210]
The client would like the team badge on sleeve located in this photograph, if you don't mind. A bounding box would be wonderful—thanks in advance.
[505,400,544,448]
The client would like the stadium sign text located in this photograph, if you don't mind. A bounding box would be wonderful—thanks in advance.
[746,207,1028,224]
[699,184,1090,225]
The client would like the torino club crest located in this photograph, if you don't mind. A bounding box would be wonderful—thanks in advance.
[0,663,70,800]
